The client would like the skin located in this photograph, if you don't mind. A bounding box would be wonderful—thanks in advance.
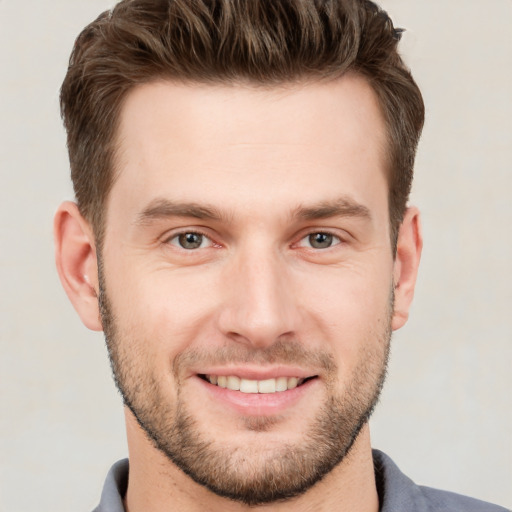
[54,74,422,512]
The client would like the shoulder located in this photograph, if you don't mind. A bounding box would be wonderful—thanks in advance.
[418,485,510,512]
[373,449,509,512]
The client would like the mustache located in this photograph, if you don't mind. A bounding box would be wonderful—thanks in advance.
[173,340,337,375]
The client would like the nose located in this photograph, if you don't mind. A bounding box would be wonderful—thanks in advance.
[217,245,299,349]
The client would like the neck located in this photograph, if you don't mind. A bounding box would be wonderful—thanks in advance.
[123,409,379,512]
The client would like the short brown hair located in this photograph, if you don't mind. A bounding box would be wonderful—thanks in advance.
[60,0,424,247]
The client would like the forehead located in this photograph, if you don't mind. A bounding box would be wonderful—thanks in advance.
[109,76,388,225]
[116,75,387,157]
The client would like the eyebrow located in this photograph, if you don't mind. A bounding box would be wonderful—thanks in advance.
[135,198,228,225]
[293,197,372,222]
[135,195,371,226]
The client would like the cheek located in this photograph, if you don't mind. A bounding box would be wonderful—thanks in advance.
[297,262,393,354]
[109,266,220,355]
[299,256,392,309]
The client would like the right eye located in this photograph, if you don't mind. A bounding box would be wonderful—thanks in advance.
[168,232,213,250]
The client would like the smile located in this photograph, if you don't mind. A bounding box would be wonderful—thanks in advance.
[201,375,314,394]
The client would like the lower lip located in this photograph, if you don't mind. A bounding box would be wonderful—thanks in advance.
[195,376,318,416]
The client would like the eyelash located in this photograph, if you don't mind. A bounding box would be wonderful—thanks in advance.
[296,231,342,250]
[166,230,217,250]
[164,229,344,251]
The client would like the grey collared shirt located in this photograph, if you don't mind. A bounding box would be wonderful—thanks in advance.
[93,450,510,511]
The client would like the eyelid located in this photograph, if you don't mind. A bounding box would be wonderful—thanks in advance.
[163,228,219,249]
[160,226,349,251]
[295,230,343,249]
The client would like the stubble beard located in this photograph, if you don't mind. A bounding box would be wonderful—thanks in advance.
[98,271,392,506]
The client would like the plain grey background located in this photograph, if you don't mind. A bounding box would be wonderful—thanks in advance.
[1,1,511,510]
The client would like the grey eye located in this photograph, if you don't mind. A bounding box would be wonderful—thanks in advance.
[177,233,204,249]
[308,233,334,249]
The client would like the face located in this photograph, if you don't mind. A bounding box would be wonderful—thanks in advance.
[99,76,396,504]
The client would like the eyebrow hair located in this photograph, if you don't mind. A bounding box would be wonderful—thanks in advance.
[135,198,228,225]
[135,196,371,226]
[293,197,372,222]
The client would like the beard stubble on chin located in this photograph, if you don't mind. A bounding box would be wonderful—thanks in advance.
[98,266,392,506]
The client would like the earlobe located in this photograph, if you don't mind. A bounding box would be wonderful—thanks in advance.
[54,201,103,331]
[391,207,423,331]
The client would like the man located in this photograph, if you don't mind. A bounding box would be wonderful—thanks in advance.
[53,1,508,511]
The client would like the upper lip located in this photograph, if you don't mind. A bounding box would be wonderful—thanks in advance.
[191,365,318,381]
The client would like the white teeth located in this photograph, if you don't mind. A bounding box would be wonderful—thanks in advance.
[206,375,308,393]
[226,376,240,391]
[239,379,259,393]
[287,377,298,389]
[275,376,288,392]
[258,378,276,394]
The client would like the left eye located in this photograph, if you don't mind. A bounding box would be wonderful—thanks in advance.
[298,232,341,249]
[168,232,213,250]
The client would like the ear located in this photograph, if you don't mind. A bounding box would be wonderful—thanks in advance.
[54,201,103,331]
[391,206,423,331]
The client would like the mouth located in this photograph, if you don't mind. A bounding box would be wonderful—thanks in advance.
[199,374,317,394]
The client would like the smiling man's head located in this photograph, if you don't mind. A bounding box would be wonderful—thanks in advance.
[90,77,409,505]
[55,1,424,509]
